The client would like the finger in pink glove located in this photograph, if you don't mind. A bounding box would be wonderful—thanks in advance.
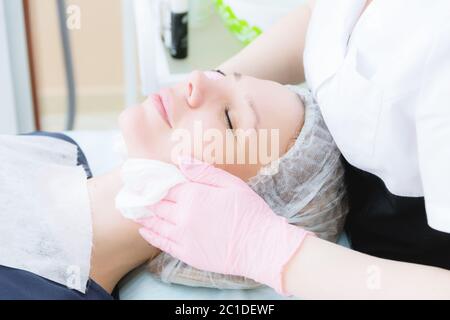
[138,156,313,295]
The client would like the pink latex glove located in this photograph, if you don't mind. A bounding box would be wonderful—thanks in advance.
[138,157,313,295]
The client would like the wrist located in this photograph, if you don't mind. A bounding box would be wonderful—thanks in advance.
[247,215,313,295]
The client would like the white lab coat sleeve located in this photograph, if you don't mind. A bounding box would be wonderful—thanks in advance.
[416,24,450,233]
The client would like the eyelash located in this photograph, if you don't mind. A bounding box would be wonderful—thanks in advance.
[225,108,233,130]
[214,69,226,77]
[213,70,233,129]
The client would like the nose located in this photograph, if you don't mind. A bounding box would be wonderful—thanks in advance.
[186,70,218,108]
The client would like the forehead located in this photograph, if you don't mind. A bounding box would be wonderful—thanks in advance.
[238,77,304,153]
[239,77,303,128]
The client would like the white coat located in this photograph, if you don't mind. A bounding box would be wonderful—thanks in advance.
[304,0,450,232]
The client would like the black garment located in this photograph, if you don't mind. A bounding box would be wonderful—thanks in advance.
[21,131,93,178]
[344,159,450,270]
[0,132,113,300]
[0,265,113,300]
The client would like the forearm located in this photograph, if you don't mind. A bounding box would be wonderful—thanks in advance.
[218,3,313,84]
[284,236,450,299]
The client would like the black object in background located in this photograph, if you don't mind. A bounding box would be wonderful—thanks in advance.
[170,0,189,59]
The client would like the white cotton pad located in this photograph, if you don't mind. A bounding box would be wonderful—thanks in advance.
[0,135,92,293]
[115,159,187,220]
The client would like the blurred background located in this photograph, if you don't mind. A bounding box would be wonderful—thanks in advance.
[29,0,126,131]
[0,0,305,134]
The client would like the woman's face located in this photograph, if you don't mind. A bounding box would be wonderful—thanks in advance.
[119,71,304,181]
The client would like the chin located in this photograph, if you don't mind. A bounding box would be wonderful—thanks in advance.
[118,105,172,161]
[118,106,150,158]
[119,106,143,139]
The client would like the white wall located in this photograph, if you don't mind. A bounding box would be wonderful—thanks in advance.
[0,0,18,134]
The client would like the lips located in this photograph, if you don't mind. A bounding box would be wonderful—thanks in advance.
[150,92,172,128]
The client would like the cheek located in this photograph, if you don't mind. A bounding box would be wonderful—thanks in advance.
[173,112,230,163]
[217,162,261,182]
[174,112,263,180]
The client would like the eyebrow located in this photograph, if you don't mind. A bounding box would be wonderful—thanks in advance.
[232,73,260,129]
[233,72,242,81]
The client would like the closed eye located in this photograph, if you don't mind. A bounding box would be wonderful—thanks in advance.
[225,108,234,130]
[214,69,226,77]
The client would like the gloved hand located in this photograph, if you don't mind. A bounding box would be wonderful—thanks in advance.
[138,157,313,295]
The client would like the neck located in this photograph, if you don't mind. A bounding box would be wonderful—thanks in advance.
[87,168,160,293]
